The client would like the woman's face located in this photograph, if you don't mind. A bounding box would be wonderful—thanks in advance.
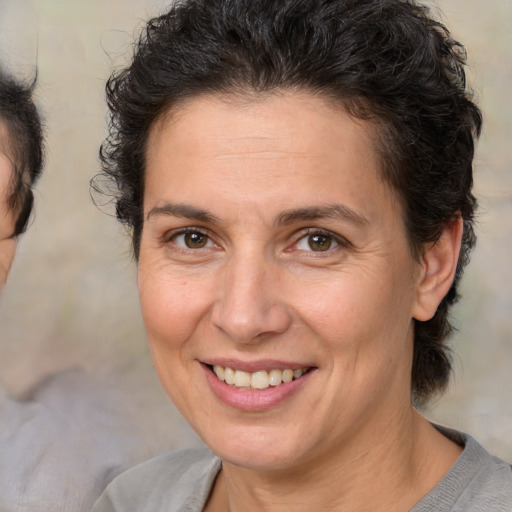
[138,93,425,470]
[0,129,16,289]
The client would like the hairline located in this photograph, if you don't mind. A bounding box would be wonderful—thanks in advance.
[139,87,414,258]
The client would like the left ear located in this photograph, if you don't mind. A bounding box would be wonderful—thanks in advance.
[412,216,463,322]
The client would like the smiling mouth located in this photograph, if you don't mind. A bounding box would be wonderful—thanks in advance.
[210,365,312,390]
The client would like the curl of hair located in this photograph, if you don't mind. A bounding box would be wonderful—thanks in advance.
[0,69,44,236]
[98,0,482,404]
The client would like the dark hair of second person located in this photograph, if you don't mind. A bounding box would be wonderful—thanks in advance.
[0,68,44,237]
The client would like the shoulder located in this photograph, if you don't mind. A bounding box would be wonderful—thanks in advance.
[91,445,221,512]
[451,435,512,512]
[105,445,219,489]
[413,427,512,512]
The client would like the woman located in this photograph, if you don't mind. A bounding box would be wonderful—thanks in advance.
[92,0,512,510]
[0,68,43,289]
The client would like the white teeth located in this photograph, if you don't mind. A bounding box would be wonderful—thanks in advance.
[282,369,294,383]
[293,368,305,379]
[251,371,270,389]
[233,370,251,387]
[268,369,282,386]
[224,367,235,385]
[212,365,308,390]
[214,366,224,381]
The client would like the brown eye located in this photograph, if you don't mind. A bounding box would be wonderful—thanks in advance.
[296,231,340,252]
[308,234,333,251]
[185,232,208,248]
[173,231,212,249]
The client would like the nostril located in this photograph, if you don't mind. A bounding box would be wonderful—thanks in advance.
[210,269,293,343]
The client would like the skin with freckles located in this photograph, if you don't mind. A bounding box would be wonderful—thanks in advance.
[138,92,463,512]
[0,124,16,290]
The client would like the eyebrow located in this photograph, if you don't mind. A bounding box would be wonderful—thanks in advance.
[146,202,368,227]
[146,202,221,224]
[275,204,369,227]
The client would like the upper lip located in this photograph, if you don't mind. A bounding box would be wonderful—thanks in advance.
[201,358,314,373]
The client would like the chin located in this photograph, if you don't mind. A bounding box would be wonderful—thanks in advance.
[198,421,314,471]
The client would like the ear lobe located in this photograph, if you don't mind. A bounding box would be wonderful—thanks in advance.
[412,216,463,322]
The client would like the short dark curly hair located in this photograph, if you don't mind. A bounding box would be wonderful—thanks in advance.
[0,68,44,237]
[99,0,482,404]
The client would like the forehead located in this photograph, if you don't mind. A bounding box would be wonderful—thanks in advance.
[0,120,13,182]
[0,118,9,146]
[0,119,15,211]
[144,92,402,228]
[0,152,15,239]
[153,91,377,148]
[0,120,14,165]
[147,92,382,183]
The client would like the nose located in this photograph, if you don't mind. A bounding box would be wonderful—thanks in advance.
[211,253,292,344]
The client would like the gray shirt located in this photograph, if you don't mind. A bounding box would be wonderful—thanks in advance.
[92,429,512,511]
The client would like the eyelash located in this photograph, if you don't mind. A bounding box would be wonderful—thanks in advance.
[162,227,349,255]
[164,227,217,251]
[289,228,349,254]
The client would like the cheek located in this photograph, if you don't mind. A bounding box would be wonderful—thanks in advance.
[0,238,17,287]
[137,262,219,417]
[137,262,213,354]
[295,268,415,359]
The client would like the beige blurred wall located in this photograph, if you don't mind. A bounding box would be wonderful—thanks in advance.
[0,2,203,510]
[0,0,510,507]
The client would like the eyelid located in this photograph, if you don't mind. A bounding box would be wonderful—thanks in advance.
[163,226,219,249]
[160,225,349,253]
[163,226,208,241]
[289,227,350,252]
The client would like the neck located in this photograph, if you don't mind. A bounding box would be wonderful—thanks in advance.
[206,410,462,512]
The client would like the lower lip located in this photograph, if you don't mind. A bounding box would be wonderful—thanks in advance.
[202,364,315,412]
